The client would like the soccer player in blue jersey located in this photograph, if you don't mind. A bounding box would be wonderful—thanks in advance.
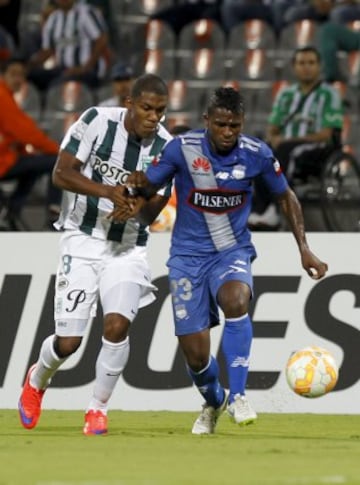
[123,86,329,435]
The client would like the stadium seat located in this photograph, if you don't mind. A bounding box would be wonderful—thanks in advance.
[44,81,95,113]
[135,48,176,79]
[122,0,173,16]
[177,48,226,84]
[14,81,42,122]
[47,112,82,143]
[278,19,319,52]
[95,82,113,105]
[144,19,176,51]
[167,80,207,114]
[228,49,276,82]
[178,19,226,53]
[227,20,276,55]
[165,111,202,132]
[347,20,360,32]
[340,51,360,87]
[331,81,359,114]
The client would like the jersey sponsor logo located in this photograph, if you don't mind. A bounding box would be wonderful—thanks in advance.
[72,120,88,140]
[57,276,69,291]
[215,171,230,180]
[92,156,130,184]
[215,165,246,180]
[192,157,211,172]
[65,289,86,312]
[188,189,245,214]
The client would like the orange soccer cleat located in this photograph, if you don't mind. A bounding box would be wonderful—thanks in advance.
[83,410,108,436]
[18,364,45,429]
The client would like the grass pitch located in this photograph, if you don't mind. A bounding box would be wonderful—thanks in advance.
[0,410,359,485]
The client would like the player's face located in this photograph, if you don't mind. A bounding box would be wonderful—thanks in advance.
[204,108,244,154]
[4,62,26,93]
[126,92,168,139]
[293,51,321,84]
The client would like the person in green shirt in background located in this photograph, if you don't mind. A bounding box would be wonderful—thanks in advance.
[249,45,344,229]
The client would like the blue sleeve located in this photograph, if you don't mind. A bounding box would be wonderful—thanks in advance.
[145,138,180,187]
[260,144,289,195]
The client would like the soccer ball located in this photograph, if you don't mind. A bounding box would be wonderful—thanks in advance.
[285,346,339,398]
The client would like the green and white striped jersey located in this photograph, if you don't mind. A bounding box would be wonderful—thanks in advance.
[268,81,343,138]
[56,106,172,246]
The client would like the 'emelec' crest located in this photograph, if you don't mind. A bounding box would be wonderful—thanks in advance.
[232,164,246,179]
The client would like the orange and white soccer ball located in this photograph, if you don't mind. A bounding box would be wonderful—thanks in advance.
[285,346,339,398]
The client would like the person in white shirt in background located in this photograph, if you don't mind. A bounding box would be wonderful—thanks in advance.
[98,62,135,108]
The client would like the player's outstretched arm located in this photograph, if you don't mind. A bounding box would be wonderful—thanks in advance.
[277,188,328,280]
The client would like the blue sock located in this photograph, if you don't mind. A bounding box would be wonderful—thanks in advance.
[187,356,225,409]
[221,314,253,404]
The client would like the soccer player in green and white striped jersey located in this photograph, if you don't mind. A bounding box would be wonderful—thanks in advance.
[18,74,173,436]
[250,45,344,228]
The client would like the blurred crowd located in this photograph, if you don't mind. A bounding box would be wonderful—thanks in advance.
[0,0,359,232]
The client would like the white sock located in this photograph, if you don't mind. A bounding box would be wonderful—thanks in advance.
[30,335,67,390]
[87,337,130,413]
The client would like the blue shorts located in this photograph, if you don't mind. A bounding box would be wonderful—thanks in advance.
[168,245,256,336]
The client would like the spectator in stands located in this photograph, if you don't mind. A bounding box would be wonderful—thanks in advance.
[282,0,360,26]
[249,46,343,229]
[98,62,135,107]
[283,0,333,25]
[27,0,109,92]
[221,0,298,36]
[0,0,21,47]
[330,0,360,23]
[0,56,62,230]
[82,0,117,48]
[19,0,58,61]
[318,21,360,84]
[150,0,222,36]
[0,25,15,62]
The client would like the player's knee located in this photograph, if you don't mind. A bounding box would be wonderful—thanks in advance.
[104,313,130,343]
[218,282,250,317]
[220,295,249,318]
[54,335,82,358]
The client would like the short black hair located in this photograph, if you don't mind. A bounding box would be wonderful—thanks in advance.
[131,73,168,98]
[292,45,321,64]
[207,87,245,116]
[0,55,26,73]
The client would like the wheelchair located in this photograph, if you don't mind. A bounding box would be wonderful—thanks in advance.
[292,147,360,232]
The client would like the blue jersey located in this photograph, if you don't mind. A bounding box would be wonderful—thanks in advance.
[146,129,288,257]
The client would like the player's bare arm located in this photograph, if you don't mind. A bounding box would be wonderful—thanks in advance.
[53,149,134,210]
[277,187,328,280]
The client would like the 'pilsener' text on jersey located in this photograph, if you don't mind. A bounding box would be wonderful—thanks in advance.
[146,130,288,256]
[57,106,172,246]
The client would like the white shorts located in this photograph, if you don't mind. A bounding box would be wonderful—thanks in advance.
[54,230,156,336]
